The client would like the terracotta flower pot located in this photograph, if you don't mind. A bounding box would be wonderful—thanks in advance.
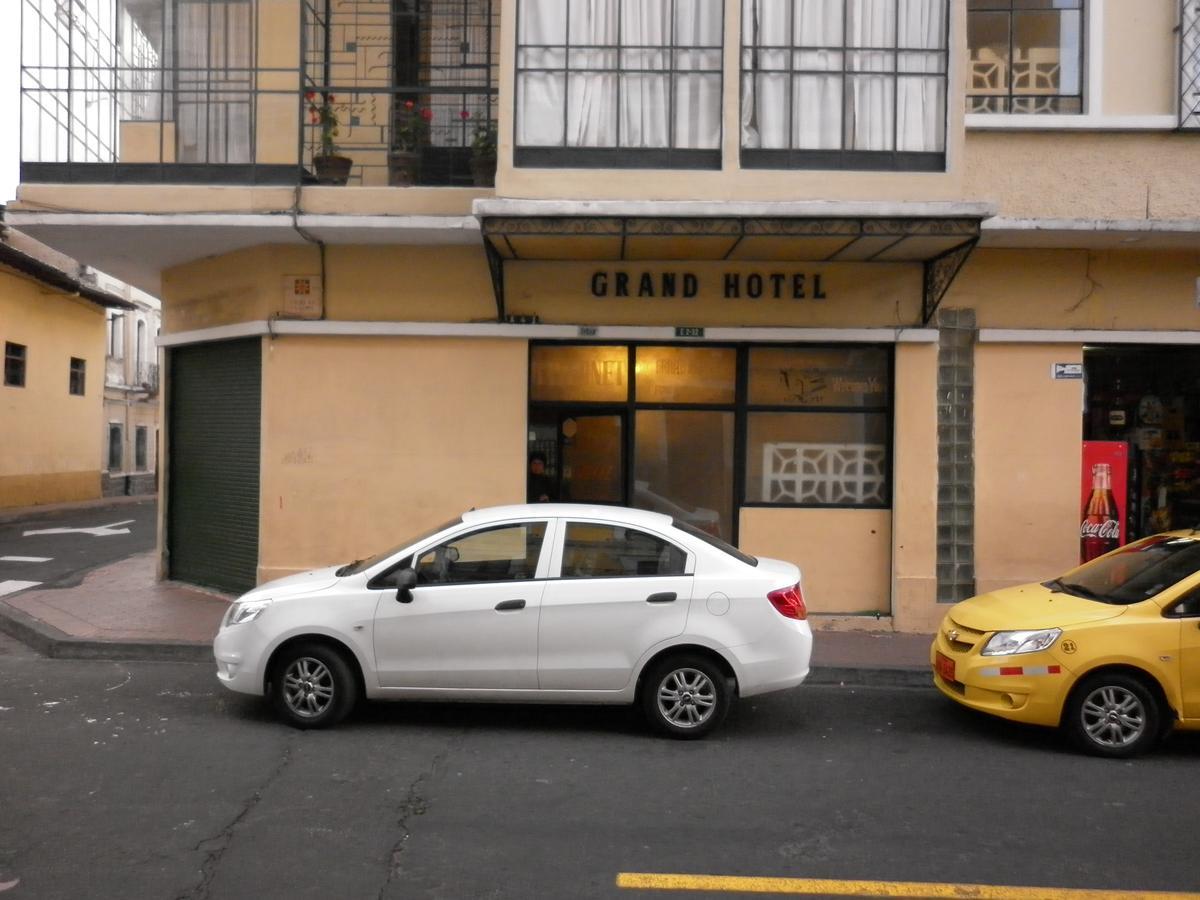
[313,154,353,186]
[388,151,420,187]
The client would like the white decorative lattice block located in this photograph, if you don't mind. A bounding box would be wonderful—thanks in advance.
[762,443,887,505]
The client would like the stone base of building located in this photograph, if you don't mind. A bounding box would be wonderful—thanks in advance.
[0,471,102,509]
[102,473,158,499]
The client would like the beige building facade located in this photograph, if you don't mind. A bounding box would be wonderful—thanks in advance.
[0,231,136,508]
[9,0,1200,629]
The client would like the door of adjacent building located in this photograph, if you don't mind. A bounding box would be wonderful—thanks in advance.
[167,338,262,594]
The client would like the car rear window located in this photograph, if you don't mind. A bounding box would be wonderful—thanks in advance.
[673,520,758,567]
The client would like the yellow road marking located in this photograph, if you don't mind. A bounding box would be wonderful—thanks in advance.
[616,872,1200,899]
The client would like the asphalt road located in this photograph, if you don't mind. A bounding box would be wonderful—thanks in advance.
[0,501,157,598]
[1,644,1197,900]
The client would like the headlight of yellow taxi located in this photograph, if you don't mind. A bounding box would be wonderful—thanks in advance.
[980,628,1062,657]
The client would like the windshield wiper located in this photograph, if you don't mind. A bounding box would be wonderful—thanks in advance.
[336,558,365,577]
[1044,578,1103,600]
[1055,580,1110,602]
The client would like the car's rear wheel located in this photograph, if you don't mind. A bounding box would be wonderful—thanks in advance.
[271,642,357,730]
[1063,671,1163,758]
[641,654,732,740]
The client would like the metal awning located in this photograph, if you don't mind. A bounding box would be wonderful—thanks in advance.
[474,199,995,325]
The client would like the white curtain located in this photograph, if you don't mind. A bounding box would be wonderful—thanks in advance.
[517,0,720,149]
[742,0,946,155]
[845,0,895,151]
[178,1,252,164]
[672,0,723,149]
[896,0,946,151]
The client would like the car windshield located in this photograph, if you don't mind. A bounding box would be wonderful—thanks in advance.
[673,520,757,567]
[1048,535,1200,605]
[336,517,462,577]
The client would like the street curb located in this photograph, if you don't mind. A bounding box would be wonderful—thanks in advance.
[0,495,155,524]
[0,602,933,684]
[0,601,213,663]
[805,666,932,689]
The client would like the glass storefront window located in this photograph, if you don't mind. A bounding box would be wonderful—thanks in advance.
[635,410,735,540]
[635,346,736,404]
[744,412,889,505]
[527,342,894,541]
[530,345,628,402]
[748,347,890,408]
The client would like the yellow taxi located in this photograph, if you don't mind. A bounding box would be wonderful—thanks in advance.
[931,531,1200,757]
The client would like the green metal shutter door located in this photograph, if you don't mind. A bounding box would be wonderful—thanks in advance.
[167,338,262,594]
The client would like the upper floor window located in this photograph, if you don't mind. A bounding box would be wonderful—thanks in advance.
[107,313,124,359]
[515,0,724,168]
[967,0,1084,114]
[741,0,949,171]
[4,343,26,388]
[69,358,87,396]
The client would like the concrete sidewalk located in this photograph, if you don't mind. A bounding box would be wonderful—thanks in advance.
[0,552,935,686]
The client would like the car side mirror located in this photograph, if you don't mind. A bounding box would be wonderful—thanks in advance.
[395,568,417,604]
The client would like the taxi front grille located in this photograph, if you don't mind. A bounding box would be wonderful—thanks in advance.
[943,616,986,654]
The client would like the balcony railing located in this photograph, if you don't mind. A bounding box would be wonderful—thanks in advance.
[20,0,499,186]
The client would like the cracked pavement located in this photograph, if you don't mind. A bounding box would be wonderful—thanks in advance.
[2,640,1199,899]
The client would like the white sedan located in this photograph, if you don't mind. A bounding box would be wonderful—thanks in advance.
[213,504,812,738]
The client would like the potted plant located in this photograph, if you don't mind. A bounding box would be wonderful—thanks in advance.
[389,100,433,187]
[306,91,352,185]
[469,118,497,187]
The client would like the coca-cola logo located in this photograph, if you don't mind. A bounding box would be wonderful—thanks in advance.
[1080,519,1119,539]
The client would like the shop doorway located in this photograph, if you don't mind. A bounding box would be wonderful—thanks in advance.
[1084,346,1200,539]
[528,409,625,505]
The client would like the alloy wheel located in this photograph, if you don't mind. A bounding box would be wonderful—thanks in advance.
[1080,684,1146,749]
[657,667,717,728]
[282,656,336,719]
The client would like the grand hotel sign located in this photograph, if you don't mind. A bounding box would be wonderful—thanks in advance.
[589,269,828,301]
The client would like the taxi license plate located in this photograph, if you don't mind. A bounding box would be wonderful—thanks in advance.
[935,651,956,682]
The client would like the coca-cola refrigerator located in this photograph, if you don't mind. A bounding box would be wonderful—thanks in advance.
[1081,441,1129,563]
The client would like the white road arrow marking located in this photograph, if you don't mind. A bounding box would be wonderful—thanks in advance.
[0,581,41,598]
[23,519,135,538]
[1,556,52,563]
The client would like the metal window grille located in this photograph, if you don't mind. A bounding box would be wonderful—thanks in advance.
[135,425,148,470]
[302,0,500,186]
[1182,0,1200,128]
[967,0,1085,114]
[108,423,123,470]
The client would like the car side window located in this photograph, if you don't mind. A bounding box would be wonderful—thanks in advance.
[415,522,547,586]
[560,522,687,579]
[1169,590,1200,618]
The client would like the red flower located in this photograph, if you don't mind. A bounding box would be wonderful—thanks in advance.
[420,108,433,121]
[460,110,470,120]
[310,110,319,124]
[405,100,415,110]
[304,91,315,101]
[328,94,336,102]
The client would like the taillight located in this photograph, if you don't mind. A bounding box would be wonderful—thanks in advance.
[767,583,807,620]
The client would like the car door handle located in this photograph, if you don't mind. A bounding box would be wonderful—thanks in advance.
[646,592,677,604]
[494,599,526,611]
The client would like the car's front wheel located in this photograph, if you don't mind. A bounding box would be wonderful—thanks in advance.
[270,642,358,730]
[1063,671,1164,758]
[642,654,732,740]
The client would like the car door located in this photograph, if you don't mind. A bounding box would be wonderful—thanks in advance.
[1172,590,1200,719]
[373,519,551,690]
[537,519,694,691]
